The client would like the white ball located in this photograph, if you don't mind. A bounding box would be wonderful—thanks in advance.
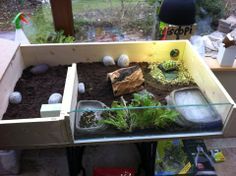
[102,56,115,66]
[78,82,85,94]
[9,91,22,104]
[48,93,62,104]
[117,54,129,67]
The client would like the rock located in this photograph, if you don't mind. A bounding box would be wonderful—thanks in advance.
[30,64,49,75]
[102,56,115,66]
[117,54,129,67]
[78,82,85,94]
[48,93,62,104]
[9,91,22,104]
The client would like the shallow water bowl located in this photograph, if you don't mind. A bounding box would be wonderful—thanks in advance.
[166,87,222,128]
[75,100,107,134]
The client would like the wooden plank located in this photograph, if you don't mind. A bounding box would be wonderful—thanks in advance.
[223,105,236,137]
[0,117,68,149]
[0,39,19,80]
[183,41,234,123]
[0,49,25,119]
[20,41,186,66]
[50,0,74,36]
[60,63,78,142]
[213,71,236,102]
[212,72,236,137]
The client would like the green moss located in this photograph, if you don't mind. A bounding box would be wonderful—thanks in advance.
[149,60,193,85]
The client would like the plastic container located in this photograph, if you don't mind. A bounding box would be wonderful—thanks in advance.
[190,35,205,58]
[75,100,107,135]
[166,87,222,128]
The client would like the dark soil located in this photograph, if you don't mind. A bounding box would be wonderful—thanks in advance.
[3,65,67,120]
[3,62,194,120]
[77,62,194,106]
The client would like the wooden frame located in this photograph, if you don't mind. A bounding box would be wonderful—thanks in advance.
[0,40,77,148]
[50,0,74,36]
[60,63,78,142]
[0,39,235,148]
[0,62,77,148]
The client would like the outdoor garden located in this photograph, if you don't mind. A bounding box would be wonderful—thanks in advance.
[0,0,233,43]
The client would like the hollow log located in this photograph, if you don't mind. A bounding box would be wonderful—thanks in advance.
[107,65,144,96]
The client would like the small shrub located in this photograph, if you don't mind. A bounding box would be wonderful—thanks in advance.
[196,0,225,28]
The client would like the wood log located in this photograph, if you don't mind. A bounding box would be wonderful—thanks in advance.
[107,65,144,97]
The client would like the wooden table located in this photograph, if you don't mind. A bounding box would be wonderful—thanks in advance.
[205,57,236,72]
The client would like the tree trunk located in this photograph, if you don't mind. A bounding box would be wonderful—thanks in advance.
[151,0,160,40]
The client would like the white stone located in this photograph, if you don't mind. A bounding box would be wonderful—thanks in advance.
[9,91,22,104]
[78,83,85,94]
[48,93,62,104]
[102,56,115,66]
[117,54,129,67]
[30,64,49,74]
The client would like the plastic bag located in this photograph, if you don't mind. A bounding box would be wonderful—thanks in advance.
[190,35,205,58]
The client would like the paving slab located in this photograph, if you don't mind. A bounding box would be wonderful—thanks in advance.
[0,31,15,41]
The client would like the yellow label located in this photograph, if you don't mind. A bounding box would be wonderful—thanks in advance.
[178,162,191,175]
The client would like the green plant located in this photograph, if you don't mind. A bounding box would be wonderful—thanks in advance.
[100,101,129,131]
[196,0,225,28]
[100,92,179,132]
[32,30,75,43]
[129,93,178,130]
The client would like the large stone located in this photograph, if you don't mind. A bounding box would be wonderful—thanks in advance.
[102,56,115,66]
[30,64,49,75]
[78,82,85,94]
[117,54,129,67]
[48,93,62,104]
[9,91,22,104]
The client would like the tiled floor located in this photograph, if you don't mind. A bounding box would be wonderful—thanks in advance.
[213,148,236,176]
[205,138,236,176]
[18,149,69,176]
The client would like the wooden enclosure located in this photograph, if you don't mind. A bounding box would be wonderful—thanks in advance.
[0,39,235,148]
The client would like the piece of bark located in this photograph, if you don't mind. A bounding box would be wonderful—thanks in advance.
[107,65,144,97]
[223,33,236,48]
